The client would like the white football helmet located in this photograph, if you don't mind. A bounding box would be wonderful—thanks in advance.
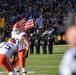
[12,23,20,34]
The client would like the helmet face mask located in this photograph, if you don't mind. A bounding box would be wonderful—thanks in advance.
[13,28,20,34]
[12,23,20,34]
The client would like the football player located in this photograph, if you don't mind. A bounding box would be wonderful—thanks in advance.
[0,38,18,75]
[11,23,30,75]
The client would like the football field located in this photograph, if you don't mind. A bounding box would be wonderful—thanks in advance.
[0,45,69,75]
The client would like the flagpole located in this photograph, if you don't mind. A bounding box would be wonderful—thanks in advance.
[2,23,5,41]
[0,18,5,42]
[2,18,5,41]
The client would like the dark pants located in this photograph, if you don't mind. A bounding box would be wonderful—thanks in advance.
[25,50,28,58]
[30,45,34,54]
[42,44,47,54]
[48,44,53,54]
[62,40,66,44]
[59,40,62,45]
[36,43,40,54]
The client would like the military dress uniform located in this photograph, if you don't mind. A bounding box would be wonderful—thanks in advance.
[47,32,53,54]
[41,33,47,54]
[35,32,41,54]
[29,33,35,54]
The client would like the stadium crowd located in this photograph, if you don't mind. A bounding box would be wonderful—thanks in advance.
[0,0,75,43]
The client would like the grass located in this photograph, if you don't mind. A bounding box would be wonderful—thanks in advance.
[0,45,69,75]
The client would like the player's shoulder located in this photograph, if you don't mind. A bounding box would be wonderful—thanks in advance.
[60,47,76,64]
[20,31,27,36]
[0,42,7,44]
[11,31,15,35]
[0,42,7,46]
[20,31,27,34]
[66,47,76,53]
[63,47,76,57]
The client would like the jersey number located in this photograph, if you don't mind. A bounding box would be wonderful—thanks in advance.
[0,43,13,50]
[5,44,11,50]
[15,39,19,45]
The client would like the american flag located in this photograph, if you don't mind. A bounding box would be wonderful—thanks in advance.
[16,13,34,31]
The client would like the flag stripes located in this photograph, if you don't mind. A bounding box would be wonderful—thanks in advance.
[15,13,34,31]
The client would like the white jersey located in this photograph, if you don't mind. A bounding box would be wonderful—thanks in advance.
[0,42,18,58]
[59,47,76,75]
[11,31,27,51]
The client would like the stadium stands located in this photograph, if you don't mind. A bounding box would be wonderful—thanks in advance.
[0,0,75,37]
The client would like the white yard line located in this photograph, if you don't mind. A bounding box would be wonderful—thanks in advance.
[0,71,57,75]
[0,71,35,74]
[0,71,56,75]
[27,66,58,68]
[28,60,60,62]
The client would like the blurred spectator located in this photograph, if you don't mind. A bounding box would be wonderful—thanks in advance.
[59,11,76,75]
[62,34,66,44]
[59,26,76,75]
[57,34,62,45]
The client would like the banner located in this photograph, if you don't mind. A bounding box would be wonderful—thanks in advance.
[0,18,5,28]
[36,13,43,28]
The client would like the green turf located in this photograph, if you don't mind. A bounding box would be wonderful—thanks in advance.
[0,45,69,75]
